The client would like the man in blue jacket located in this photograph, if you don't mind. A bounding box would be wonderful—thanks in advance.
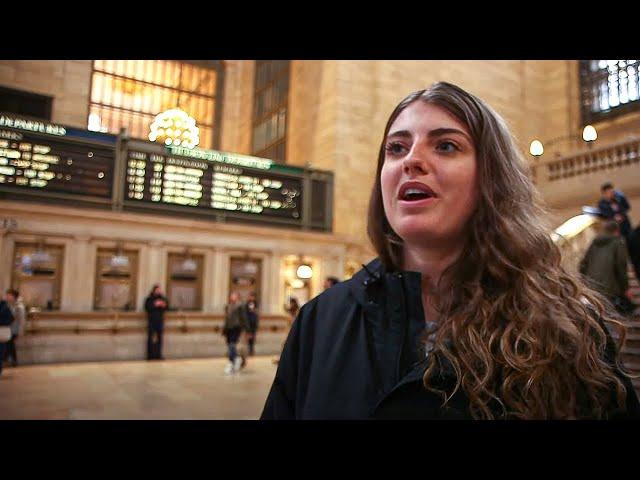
[598,182,640,281]
[598,182,632,238]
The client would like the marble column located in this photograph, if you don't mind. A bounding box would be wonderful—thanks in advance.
[0,229,11,293]
[137,241,165,310]
[269,251,286,315]
[60,238,77,311]
[211,247,228,313]
[202,248,217,312]
[69,235,94,312]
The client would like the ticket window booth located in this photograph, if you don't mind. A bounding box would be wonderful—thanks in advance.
[12,242,64,311]
[94,247,139,311]
[228,256,262,303]
[166,251,204,311]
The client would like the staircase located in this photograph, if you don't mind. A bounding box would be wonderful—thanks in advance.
[551,213,640,396]
[619,264,640,396]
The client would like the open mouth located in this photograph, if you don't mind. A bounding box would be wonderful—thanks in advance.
[398,182,437,202]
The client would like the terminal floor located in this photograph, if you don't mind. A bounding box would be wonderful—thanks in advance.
[0,356,278,419]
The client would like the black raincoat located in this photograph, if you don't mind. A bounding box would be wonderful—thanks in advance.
[261,259,640,419]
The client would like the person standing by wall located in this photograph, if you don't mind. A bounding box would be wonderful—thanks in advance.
[144,284,169,361]
[245,291,259,356]
[0,294,15,377]
[285,297,300,330]
[323,277,340,290]
[4,289,26,367]
[223,291,248,375]
[273,297,300,365]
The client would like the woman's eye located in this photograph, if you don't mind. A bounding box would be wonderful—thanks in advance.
[385,142,406,155]
[436,141,459,153]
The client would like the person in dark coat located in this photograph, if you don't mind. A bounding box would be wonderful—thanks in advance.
[598,182,632,238]
[0,296,15,377]
[261,82,640,420]
[323,277,340,290]
[144,284,168,360]
[223,291,248,374]
[597,181,640,281]
[245,292,259,356]
[272,297,300,366]
[580,221,635,315]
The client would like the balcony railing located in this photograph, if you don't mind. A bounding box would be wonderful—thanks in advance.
[532,136,640,184]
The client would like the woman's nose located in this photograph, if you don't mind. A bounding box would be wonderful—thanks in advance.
[402,147,430,176]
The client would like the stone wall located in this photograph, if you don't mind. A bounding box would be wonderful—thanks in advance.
[0,60,92,127]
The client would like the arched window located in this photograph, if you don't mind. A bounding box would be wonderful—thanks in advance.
[252,60,290,162]
[88,60,224,149]
[580,60,640,123]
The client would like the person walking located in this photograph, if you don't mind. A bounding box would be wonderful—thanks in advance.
[222,291,248,375]
[245,292,259,356]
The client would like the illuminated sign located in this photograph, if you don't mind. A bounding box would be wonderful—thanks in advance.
[0,115,66,136]
[0,129,114,199]
[167,146,275,171]
[124,149,302,220]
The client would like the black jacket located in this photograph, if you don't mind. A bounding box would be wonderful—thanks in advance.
[261,259,640,420]
[245,300,259,333]
[0,300,14,327]
[223,302,248,334]
[145,294,168,330]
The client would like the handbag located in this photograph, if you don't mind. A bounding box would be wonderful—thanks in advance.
[0,326,11,343]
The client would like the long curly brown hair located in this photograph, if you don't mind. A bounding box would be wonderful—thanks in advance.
[367,82,631,419]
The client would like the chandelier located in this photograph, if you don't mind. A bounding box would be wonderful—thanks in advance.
[148,108,200,149]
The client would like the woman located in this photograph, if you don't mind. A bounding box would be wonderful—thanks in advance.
[223,291,248,375]
[144,284,168,361]
[261,82,640,420]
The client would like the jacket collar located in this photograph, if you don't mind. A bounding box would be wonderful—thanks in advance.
[348,257,385,307]
[348,258,423,395]
[349,257,459,408]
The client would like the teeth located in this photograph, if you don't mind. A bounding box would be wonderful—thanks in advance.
[405,188,427,195]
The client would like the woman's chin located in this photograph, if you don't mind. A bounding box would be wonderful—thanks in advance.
[394,223,443,245]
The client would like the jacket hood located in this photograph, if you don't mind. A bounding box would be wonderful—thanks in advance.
[348,257,386,307]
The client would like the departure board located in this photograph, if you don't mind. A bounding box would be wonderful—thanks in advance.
[0,116,115,199]
[124,149,303,220]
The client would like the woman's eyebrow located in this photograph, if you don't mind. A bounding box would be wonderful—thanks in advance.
[427,127,472,143]
[387,127,472,143]
[387,129,412,139]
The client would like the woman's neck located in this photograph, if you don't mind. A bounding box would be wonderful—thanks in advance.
[403,242,464,322]
[403,242,463,290]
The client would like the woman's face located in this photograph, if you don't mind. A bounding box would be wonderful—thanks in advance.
[381,101,479,248]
